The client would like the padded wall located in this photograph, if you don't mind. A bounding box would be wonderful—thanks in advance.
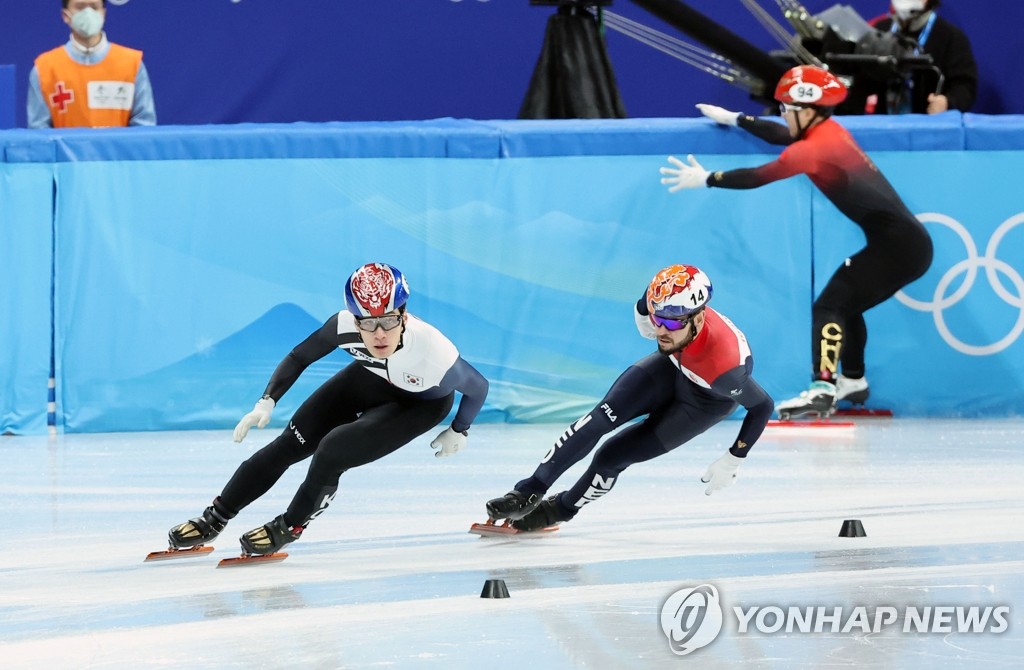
[1,114,1021,432]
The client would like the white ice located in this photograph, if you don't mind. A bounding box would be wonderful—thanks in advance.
[1,419,1022,669]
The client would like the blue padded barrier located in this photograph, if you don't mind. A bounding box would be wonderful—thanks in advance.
[483,114,966,157]
[22,120,505,163]
[0,114,983,164]
[2,128,58,163]
[0,161,52,434]
[833,112,964,151]
[963,114,1024,150]
[48,153,811,432]
[485,118,772,157]
[0,114,1022,433]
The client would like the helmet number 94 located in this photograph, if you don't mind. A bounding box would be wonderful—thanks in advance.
[794,84,821,101]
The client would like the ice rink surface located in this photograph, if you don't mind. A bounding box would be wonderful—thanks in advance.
[2,418,1022,669]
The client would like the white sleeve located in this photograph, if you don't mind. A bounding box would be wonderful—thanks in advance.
[635,304,657,340]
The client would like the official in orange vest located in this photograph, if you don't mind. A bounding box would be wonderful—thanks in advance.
[27,0,156,129]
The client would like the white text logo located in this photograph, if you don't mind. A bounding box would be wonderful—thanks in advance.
[734,605,1010,634]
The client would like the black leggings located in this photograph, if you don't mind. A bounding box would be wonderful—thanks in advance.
[218,363,453,526]
[517,353,736,517]
[813,235,932,380]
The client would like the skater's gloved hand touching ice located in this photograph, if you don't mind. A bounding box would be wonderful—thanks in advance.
[430,425,467,458]
[696,103,740,126]
[233,396,275,443]
[701,452,743,495]
[660,155,710,192]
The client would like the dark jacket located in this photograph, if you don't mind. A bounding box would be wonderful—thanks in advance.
[850,13,977,114]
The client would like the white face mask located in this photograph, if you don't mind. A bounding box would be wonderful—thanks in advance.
[70,7,105,39]
[891,0,927,21]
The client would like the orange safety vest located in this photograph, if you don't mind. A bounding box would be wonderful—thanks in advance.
[35,43,143,128]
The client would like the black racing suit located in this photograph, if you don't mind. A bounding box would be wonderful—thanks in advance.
[216,311,488,528]
[709,115,933,382]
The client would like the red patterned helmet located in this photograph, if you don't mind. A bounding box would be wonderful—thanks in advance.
[647,265,713,321]
[775,65,848,108]
[344,263,410,317]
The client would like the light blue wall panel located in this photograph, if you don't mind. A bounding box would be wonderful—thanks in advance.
[0,162,51,434]
[52,154,808,432]
[2,117,1020,432]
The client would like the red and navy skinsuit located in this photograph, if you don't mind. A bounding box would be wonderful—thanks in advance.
[708,115,933,382]
[512,298,773,520]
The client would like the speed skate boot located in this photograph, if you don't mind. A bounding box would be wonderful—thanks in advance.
[775,380,837,420]
[512,496,573,532]
[835,375,870,407]
[239,514,304,556]
[486,490,543,521]
[168,504,229,549]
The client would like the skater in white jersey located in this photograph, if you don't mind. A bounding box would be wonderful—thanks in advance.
[165,263,489,556]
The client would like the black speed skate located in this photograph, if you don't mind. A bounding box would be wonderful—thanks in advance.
[486,490,542,521]
[168,504,229,549]
[512,496,572,532]
[239,514,304,556]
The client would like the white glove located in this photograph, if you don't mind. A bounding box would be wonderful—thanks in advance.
[696,103,740,126]
[701,452,744,496]
[233,396,275,443]
[659,155,710,192]
[430,426,467,458]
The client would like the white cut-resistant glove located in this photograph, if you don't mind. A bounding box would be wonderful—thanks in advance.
[696,103,740,126]
[430,426,468,458]
[660,155,710,192]
[701,452,744,496]
[233,396,275,443]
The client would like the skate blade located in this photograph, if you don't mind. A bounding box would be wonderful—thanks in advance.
[144,545,214,562]
[469,519,558,537]
[766,419,856,435]
[216,552,288,568]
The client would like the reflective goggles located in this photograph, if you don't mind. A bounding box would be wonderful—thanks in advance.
[779,103,803,115]
[355,314,403,332]
[650,314,692,332]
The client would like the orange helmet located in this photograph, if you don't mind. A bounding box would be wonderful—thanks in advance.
[647,265,713,321]
[774,66,848,108]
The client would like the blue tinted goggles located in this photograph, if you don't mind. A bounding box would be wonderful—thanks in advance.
[650,314,692,332]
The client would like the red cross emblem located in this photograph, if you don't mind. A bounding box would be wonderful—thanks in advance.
[49,81,75,113]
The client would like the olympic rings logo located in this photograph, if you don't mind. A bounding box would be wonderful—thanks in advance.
[896,212,1024,356]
